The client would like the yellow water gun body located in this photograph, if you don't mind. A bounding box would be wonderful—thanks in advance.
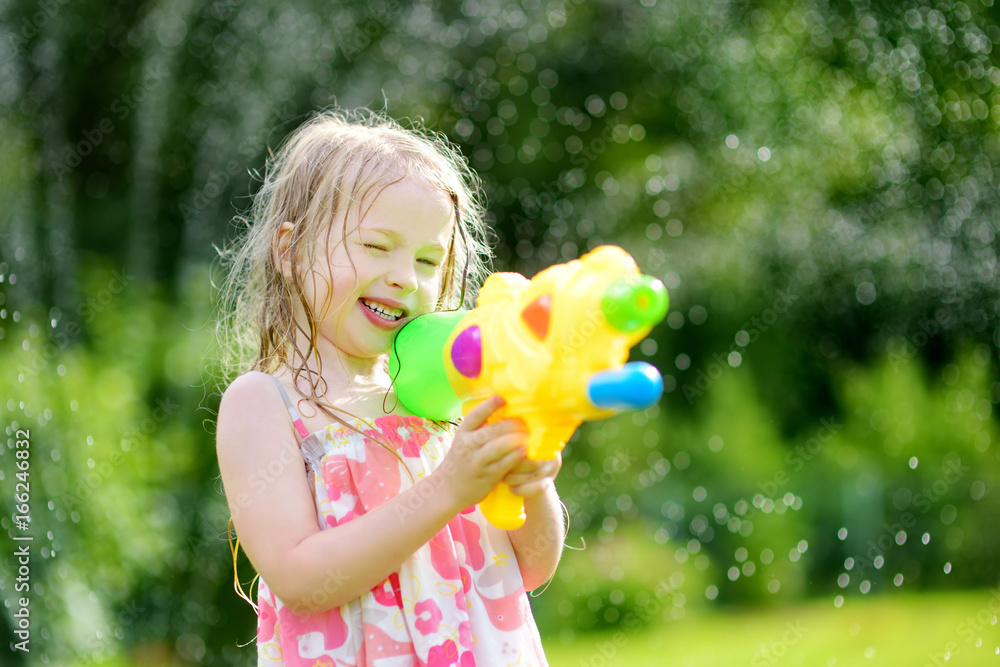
[390,245,668,529]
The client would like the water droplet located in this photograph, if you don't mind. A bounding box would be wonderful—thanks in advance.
[944,562,952,574]
[864,647,875,659]
[727,567,739,581]
[838,573,850,588]
[895,531,907,546]
[837,527,848,540]
[922,532,931,545]
[797,540,809,552]
[735,547,748,562]
[844,557,855,570]
[705,585,718,600]
[767,579,780,593]
[834,595,844,608]
[893,574,904,586]
[693,486,706,502]
[860,580,871,594]
[874,556,884,569]
[909,457,919,469]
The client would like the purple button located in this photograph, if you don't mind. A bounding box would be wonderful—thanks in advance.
[451,325,482,378]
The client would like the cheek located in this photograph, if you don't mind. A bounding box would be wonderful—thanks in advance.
[418,273,444,305]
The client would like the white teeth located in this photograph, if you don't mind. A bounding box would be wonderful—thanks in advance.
[361,299,403,321]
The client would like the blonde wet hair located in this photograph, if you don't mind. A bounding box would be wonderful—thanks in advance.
[215,108,492,422]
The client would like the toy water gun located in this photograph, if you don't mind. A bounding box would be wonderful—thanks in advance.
[389,245,668,529]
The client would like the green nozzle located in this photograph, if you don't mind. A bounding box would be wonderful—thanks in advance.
[601,275,669,333]
[389,310,466,420]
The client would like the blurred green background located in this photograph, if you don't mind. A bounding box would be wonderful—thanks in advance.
[2,0,1000,664]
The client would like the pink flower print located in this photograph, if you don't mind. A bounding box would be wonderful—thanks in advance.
[449,514,484,570]
[458,621,473,649]
[414,598,443,636]
[453,567,472,612]
[355,446,403,507]
[276,606,350,666]
[324,496,364,529]
[426,639,459,666]
[478,588,529,632]
[429,531,461,581]
[400,418,431,458]
[372,575,403,609]
[321,455,351,501]
[256,597,276,643]
[364,415,430,458]
[361,622,415,660]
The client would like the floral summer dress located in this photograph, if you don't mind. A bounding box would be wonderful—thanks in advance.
[255,373,549,666]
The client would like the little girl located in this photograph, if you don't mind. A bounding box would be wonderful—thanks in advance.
[215,110,563,666]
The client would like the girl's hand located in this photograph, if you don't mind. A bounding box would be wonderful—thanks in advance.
[435,395,528,511]
[503,452,562,498]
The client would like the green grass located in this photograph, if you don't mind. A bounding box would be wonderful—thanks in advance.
[542,590,1000,666]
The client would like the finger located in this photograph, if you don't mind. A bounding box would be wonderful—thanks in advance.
[480,434,527,464]
[509,477,552,498]
[506,459,540,476]
[487,441,528,474]
[506,458,560,485]
[461,395,506,431]
[540,460,561,477]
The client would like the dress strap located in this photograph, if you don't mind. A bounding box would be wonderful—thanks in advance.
[262,373,311,440]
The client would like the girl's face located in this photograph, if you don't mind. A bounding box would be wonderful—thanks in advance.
[301,177,454,362]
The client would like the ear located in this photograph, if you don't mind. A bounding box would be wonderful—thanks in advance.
[275,221,296,283]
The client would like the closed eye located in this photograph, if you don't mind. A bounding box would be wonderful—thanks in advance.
[419,258,441,267]
[363,243,388,252]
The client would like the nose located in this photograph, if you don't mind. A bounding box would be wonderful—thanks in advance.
[386,261,419,292]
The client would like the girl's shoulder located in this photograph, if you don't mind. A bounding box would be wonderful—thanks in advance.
[219,370,286,417]
[215,371,304,465]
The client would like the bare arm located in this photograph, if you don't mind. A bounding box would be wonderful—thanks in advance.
[504,456,565,591]
[216,375,527,615]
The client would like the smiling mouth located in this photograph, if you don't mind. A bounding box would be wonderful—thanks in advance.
[361,299,404,322]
